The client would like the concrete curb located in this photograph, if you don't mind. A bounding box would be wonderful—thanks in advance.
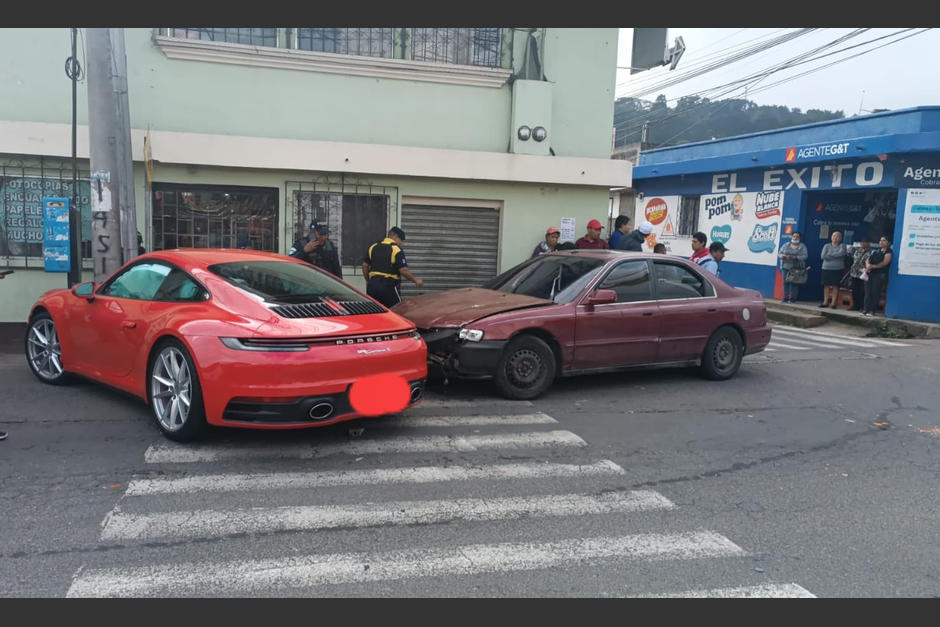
[763,300,940,339]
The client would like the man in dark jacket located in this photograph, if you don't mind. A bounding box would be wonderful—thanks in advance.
[617,220,653,251]
[290,220,342,278]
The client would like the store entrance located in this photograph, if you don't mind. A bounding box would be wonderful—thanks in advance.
[798,189,898,304]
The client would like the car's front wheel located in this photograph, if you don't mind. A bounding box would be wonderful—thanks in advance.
[700,326,744,380]
[25,312,70,385]
[494,335,557,400]
[148,339,208,442]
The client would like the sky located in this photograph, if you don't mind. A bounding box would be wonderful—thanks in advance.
[615,28,940,115]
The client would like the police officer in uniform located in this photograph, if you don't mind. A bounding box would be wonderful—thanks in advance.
[289,219,342,278]
[361,227,423,308]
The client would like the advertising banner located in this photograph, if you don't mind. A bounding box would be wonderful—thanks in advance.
[899,188,940,277]
[639,195,681,253]
[42,197,71,272]
[698,190,784,266]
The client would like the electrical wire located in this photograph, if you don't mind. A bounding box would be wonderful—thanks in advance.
[643,29,932,147]
[64,29,84,82]
[618,29,818,98]
[614,28,879,134]
[617,28,794,92]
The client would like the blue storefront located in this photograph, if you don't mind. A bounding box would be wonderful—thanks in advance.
[632,106,940,324]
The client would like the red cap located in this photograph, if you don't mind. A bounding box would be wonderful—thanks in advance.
[546,226,561,235]
[587,219,604,230]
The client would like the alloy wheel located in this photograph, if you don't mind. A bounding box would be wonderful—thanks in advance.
[150,346,193,432]
[27,318,64,380]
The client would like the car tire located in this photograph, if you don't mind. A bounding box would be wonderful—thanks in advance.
[147,338,208,442]
[700,326,744,381]
[494,335,557,400]
[25,311,71,385]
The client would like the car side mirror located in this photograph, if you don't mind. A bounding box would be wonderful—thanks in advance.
[72,281,96,302]
[587,289,617,305]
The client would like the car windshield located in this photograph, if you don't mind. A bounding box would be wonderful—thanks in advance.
[482,255,607,303]
[208,261,367,304]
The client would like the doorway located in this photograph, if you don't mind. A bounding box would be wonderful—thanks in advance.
[798,189,897,303]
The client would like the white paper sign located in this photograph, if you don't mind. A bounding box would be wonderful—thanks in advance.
[899,188,940,277]
[560,217,576,243]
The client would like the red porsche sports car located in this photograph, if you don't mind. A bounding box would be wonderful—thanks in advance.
[25,249,427,441]
[393,250,771,400]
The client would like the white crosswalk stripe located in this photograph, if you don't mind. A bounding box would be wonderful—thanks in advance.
[125,460,625,496]
[766,324,913,352]
[384,412,557,427]
[144,430,587,464]
[637,583,816,598]
[417,397,534,408]
[101,490,676,541]
[67,532,746,597]
[74,408,815,597]
[775,325,911,347]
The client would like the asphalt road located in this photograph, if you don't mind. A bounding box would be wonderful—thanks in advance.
[1,324,938,597]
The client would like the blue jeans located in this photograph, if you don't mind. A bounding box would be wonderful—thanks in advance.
[783,281,800,301]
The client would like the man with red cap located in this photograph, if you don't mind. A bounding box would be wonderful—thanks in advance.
[531,226,561,258]
[575,219,609,250]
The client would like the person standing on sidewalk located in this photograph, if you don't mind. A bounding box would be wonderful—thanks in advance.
[819,231,846,309]
[575,219,609,250]
[862,236,893,316]
[778,233,808,303]
[847,237,872,311]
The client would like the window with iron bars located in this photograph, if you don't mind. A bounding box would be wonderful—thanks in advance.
[0,158,93,265]
[165,27,507,69]
[292,191,389,267]
[169,28,278,47]
[296,28,395,58]
[411,28,502,67]
[678,196,701,238]
[151,184,279,252]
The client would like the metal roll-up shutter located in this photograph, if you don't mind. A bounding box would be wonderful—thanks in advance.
[399,204,500,296]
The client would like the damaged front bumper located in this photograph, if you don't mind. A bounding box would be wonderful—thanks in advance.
[419,328,506,379]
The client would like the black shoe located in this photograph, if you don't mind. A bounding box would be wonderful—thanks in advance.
[817,303,829,308]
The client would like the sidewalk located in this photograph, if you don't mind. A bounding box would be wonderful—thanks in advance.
[764,299,940,339]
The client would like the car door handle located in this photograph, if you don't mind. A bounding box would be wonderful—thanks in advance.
[121,321,136,329]
[707,308,718,313]
[642,311,654,316]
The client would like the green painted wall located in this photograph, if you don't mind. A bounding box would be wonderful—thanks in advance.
[0,28,617,158]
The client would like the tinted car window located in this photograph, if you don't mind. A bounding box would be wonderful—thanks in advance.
[208,260,368,304]
[154,268,208,302]
[598,260,652,302]
[101,263,172,300]
[484,255,607,304]
[652,261,714,299]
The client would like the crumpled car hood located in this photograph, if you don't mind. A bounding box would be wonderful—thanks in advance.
[392,287,552,328]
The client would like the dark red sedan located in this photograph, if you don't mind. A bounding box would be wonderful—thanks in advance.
[392,250,771,399]
[25,249,427,441]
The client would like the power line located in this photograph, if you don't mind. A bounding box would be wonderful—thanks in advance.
[641,29,932,147]
[618,29,818,98]
[614,28,876,133]
[616,28,786,89]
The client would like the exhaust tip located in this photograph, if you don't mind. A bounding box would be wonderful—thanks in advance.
[309,402,335,420]
[409,385,423,403]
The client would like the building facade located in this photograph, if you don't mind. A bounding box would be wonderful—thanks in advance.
[0,28,629,322]
[631,107,940,323]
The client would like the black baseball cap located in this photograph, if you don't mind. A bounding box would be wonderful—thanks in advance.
[314,224,330,235]
[389,226,406,241]
[709,242,729,252]
[309,219,321,230]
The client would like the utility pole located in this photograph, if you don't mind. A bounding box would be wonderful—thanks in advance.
[110,28,137,264]
[67,28,82,287]
[85,28,127,282]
